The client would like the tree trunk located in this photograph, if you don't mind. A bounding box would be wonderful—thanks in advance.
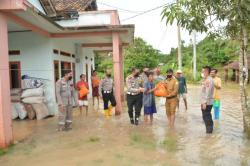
[239,26,250,138]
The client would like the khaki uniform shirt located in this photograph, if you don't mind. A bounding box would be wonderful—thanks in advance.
[99,76,114,94]
[165,77,179,98]
[201,76,214,105]
[56,78,74,106]
[126,74,143,94]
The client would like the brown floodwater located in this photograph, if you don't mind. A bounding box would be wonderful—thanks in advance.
[0,85,250,166]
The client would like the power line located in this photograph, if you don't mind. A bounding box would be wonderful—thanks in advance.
[121,2,173,22]
[97,2,143,13]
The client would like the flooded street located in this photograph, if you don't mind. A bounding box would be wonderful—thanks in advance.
[1,85,250,166]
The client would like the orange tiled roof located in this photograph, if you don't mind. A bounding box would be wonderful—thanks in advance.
[39,0,97,17]
[52,0,94,12]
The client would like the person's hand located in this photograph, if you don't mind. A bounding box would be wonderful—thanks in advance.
[202,103,207,110]
[58,105,65,112]
[139,88,145,93]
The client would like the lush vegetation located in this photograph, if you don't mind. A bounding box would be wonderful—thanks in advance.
[95,36,239,81]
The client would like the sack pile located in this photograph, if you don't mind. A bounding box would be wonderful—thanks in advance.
[11,87,49,120]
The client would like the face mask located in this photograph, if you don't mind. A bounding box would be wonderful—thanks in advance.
[167,75,172,79]
[201,73,205,78]
[107,74,111,77]
[68,76,73,80]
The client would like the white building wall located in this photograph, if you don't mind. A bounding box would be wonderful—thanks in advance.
[8,32,96,117]
[8,32,56,115]
[56,13,111,27]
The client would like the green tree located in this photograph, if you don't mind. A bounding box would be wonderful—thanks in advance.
[162,0,250,136]
[124,37,163,76]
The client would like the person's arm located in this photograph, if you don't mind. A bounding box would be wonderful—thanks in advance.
[204,79,213,104]
[55,81,63,106]
[215,78,222,89]
[126,77,140,93]
[167,80,179,97]
[99,79,103,96]
[184,78,187,93]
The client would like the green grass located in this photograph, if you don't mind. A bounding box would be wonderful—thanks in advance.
[129,133,156,150]
[160,137,178,152]
[0,144,15,157]
[87,136,100,143]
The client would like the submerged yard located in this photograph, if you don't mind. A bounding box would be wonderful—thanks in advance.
[0,84,250,166]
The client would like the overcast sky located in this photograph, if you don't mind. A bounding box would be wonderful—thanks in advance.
[98,0,206,54]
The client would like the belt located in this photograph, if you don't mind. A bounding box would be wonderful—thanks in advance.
[103,90,112,93]
[127,92,139,96]
[166,95,177,99]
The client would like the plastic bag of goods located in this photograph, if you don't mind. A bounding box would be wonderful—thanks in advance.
[11,103,19,119]
[154,82,168,97]
[15,103,27,120]
[32,103,49,120]
[22,97,45,104]
[79,85,89,98]
[21,88,44,98]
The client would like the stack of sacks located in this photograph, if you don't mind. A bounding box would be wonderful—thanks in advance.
[11,102,27,120]
[10,89,26,120]
[10,88,22,103]
[21,87,49,120]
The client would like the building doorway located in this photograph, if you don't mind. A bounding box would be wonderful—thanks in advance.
[9,61,21,89]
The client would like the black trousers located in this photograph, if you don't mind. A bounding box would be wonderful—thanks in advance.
[127,93,143,119]
[102,91,116,109]
[201,105,213,133]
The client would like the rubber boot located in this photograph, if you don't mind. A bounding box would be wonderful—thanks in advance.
[104,109,109,117]
[108,105,113,116]
[130,118,135,125]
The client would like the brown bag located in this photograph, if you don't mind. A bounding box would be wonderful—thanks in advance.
[24,104,36,120]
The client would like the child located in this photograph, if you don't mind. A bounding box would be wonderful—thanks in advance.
[143,72,157,124]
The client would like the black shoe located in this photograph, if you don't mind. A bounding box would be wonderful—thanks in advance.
[130,119,135,125]
[135,117,139,125]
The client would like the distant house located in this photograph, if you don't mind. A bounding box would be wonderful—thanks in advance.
[0,0,134,147]
[224,57,250,83]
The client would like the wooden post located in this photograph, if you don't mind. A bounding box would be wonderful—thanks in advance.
[0,13,13,148]
[112,32,122,115]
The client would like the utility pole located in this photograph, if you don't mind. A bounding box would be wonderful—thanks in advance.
[193,30,197,80]
[177,0,182,70]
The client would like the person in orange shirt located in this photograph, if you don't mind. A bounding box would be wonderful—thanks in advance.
[76,74,89,115]
[91,70,100,108]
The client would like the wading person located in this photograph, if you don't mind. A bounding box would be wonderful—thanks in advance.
[154,67,166,107]
[176,70,188,110]
[211,69,222,120]
[99,69,116,117]
[91,70,100,108]
[56,71,75,131]
[165,69,179,129]
[143,72,157,124]
[126,68,145,125]
[201,66,215,134]
[76,74,89,115]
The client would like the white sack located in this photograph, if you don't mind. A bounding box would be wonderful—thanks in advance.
[22,97,45,104]
[21,88,44,98]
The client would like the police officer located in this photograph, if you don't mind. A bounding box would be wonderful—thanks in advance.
[99,69,116,117]
[165,69,179,129]
[56,71,75,131]
[126,68,145,125]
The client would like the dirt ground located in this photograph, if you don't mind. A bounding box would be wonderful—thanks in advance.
[0,84,250,166]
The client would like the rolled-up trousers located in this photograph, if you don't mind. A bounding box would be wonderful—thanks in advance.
[58,105,73,128]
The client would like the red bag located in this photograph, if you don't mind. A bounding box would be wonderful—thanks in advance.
[154,82,168,97]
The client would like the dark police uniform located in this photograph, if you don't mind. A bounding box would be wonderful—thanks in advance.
[126,74,143,124]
